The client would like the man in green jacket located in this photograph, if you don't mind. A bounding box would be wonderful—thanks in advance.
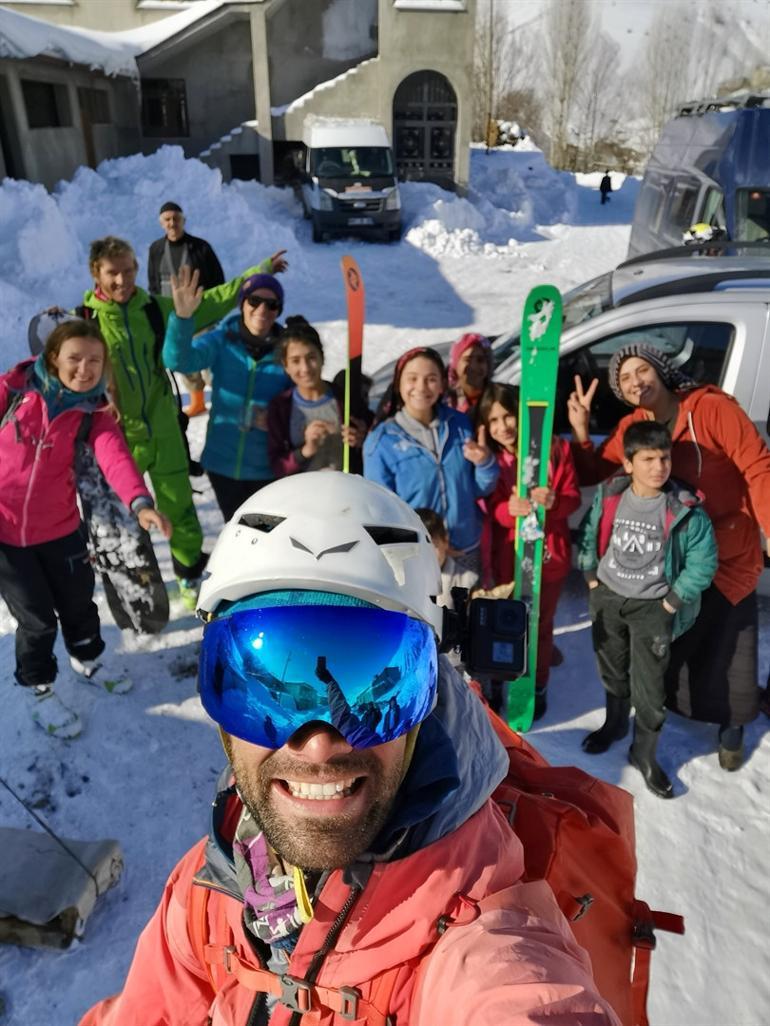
[82,235,286,607]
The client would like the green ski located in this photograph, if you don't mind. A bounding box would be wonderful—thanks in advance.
[507,284,563,731]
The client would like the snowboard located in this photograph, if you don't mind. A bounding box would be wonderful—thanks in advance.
[340,255,365,474]
[507,284,563,731]
[75,442,169,635]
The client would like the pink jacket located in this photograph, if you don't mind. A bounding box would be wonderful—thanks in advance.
[0,361,151,547]
[80,798,619,1026]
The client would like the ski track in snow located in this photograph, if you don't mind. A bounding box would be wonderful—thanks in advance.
[0,145,768,1026]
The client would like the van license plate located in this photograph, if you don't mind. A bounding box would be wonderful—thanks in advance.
[348,217,373,226]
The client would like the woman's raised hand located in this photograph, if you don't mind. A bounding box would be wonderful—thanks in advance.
[567,374,599,443]
[170,265,203,319]
[270,250,289,274]
[463,423,491,466]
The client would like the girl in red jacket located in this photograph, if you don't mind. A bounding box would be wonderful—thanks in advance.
[478,383,581,718]
[0,318,170,738]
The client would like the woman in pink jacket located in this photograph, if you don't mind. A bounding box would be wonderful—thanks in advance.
[0,318,170,738]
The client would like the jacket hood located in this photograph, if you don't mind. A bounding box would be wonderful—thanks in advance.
[32,354,107,416]
[202,658,509,893]
[599,472,704,516]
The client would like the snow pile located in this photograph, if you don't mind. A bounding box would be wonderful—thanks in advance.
[0,143,591,366]
[402,147,583,258]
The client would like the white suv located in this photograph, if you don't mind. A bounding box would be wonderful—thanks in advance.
[491,248,770,441]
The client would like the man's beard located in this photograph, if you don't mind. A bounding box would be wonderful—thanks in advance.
[226,744,403,871]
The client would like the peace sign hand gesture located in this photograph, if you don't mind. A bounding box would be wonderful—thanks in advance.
[567,374,599,443]
[463,424,492,466]
[170,265,203,320]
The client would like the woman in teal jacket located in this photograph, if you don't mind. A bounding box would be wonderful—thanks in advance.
[163,268,290,522]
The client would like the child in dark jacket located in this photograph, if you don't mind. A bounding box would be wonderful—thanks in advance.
[267,317,367,477]
[477,383,581,718]
[0,318,170,738]
[577,421,718,798]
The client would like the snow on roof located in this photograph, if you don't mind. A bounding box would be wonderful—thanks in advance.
[114,0,228,56]
[0,0,231,78]
[0,5,139,77]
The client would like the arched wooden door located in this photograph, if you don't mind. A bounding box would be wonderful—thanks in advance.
[393,71,457,186]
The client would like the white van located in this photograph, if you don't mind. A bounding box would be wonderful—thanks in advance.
[299,118,402,243]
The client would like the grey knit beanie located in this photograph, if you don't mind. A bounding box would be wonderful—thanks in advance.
[608,344,697,403]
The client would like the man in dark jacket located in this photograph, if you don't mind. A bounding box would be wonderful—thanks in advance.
[599,171,612,205]
[147,201,225,415]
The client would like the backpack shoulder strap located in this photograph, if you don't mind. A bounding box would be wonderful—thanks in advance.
[75,411,93,446]
[144,295,166,364]
[0,365,36,432]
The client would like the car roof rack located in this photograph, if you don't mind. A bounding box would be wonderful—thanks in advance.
[619,239,770,270]
[677,93,770,115]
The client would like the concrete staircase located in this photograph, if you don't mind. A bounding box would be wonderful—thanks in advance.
[198,120,260,180]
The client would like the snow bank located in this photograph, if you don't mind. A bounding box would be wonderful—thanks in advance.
[0,143,581,366]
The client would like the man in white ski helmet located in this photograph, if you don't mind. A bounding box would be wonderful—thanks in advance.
[81,473,617,1026]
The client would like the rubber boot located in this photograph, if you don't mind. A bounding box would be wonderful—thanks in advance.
[582,694,630,754]
[533,687,548,721]
[628,727,673,799]
[184,389,206,417]
[718,724,744,772]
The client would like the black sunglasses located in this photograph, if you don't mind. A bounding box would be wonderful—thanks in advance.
[246,295,280,312]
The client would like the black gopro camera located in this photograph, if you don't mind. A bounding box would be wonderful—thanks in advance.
[441,590,528,679]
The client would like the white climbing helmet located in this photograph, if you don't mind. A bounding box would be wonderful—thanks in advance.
[198,471,444,639]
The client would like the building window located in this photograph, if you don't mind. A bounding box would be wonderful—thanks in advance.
[141,79,189,137]
[78,87,110,125]
[21,79,72,129]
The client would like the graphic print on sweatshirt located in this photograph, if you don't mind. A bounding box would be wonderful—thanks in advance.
[597,490,669,599]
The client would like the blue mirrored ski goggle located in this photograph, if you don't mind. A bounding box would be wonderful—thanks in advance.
[199,604,438,749]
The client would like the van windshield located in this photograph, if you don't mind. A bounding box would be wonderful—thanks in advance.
[312,147,394,179]
[736,189,770,241]
[492,271,614,366]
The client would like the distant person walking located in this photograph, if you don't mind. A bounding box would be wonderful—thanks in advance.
[147,201,225,417]
[600,171,612,205]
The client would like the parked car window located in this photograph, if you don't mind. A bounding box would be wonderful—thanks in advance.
[492,271,614,366]
[554,321,735,434]
[736,189,770,242]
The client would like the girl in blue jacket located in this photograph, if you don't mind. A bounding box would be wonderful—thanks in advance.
[364,347,498,572]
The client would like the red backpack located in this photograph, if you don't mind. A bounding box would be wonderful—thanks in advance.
[485,707,684,1026]
[190,705,683,1025]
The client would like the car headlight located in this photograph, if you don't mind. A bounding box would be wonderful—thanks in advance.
[385,188,401,211]
[318,190,334,211]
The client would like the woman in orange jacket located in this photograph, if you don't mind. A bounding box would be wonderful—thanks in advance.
[567,343,770,769]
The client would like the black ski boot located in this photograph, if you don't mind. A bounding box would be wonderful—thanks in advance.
[628,727,673,799]
[582,694,630,754]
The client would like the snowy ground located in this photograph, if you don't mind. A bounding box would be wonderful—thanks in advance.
[0,145,767,1026]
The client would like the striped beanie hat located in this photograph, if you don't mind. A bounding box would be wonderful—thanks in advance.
[608,344,697,403]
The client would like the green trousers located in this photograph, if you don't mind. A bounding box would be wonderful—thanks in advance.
[128,412,204,578]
